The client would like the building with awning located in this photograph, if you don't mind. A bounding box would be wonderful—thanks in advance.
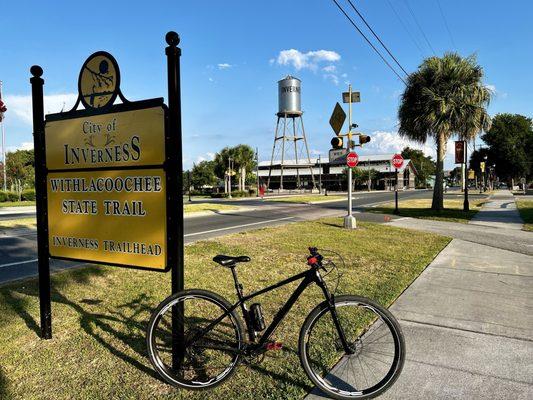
[257,154,417,191]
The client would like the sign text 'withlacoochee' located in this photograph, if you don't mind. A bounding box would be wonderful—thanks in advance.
[45,106,168,269]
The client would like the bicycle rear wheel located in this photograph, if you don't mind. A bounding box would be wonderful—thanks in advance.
[299,295,405,399]
[146,289,244,389]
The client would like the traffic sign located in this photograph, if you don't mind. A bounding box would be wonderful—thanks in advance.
[342,91,361,103]
[329,148,348,164]
[347,152,359,168]
[392,154,404,169]
[329,102,346,135]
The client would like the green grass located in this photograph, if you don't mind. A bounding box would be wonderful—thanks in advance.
[0,218,449,399]
[515,199,533,231]
[0,201,35,207]
[183,203,239,213]
[369,198,486,223]
[266,195,345,204]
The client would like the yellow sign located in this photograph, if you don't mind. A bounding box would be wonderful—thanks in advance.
[468,169,475,179]
[45,106,165,170]
[78,52,120,109]
[47,169,167,269]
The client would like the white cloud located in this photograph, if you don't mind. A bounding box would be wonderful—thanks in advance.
[365,130,456,160]
[485,83,507,99]
[195,152,216,164]
[322,65,337,73]
[7,141,34,153]
[274,49,341,71]
[324,74,339,85]
[4,93,78,125]
[310,149,323,155]
[217,63,233,70]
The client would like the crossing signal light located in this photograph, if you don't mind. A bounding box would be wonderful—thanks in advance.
[359,135,371,145]
[331,137,343,149]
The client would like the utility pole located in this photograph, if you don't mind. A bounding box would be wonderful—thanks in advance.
[0,81,6,191]
[344,84,356,229]
[255,147,259,197]
[463,140,470,211]
[318,154,322,194]
[188,169,192,202]
[228,156,233,199]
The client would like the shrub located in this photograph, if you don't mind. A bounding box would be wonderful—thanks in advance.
[210,192,229,198]
[21,189,36,201]
[6,192,19,202]
[0,192,7,202]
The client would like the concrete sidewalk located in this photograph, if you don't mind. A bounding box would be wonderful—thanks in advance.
[469,190,524,230]
[307,191,533,399]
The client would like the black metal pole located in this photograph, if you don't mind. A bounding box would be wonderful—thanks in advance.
[165,31,185,368]
[463,141,470,211]
[394,167,399,214]
[30,65,52,339]
[188,170,192,202]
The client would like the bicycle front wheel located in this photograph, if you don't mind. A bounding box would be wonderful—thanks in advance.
[146,289,244,389]
[299,295,405,399]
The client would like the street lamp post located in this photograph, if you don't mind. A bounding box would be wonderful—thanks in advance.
[318,154,322,194]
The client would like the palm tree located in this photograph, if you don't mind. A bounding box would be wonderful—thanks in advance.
[398,53,492,210]
[231,144,256,191]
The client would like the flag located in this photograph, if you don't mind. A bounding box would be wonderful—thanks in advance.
[0,96,6,123]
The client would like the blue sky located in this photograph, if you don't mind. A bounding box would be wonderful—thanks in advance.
[1,0,532,169]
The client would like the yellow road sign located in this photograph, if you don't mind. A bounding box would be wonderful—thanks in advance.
[47,169,167,269]
[468,169,475,179]
[45,106,165,170]
[329,102,346,135]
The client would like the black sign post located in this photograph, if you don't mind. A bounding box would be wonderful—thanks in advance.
[30,65,52,339]
[394,168,399,215]
[165,31,185,367]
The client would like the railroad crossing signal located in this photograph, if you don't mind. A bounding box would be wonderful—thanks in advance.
[329,102,346,135]
[331,136,343,149]
[359,134,371,146]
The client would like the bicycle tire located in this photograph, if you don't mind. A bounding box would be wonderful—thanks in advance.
[299,295,405,399]
[146,289,245,389]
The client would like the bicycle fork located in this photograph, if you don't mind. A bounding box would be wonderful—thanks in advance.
[315,271,355,355]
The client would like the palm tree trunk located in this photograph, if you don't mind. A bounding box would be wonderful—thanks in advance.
[241,166,246,192]
[432,133,446,210]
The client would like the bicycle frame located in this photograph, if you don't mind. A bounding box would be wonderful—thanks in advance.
[192,264,353,354]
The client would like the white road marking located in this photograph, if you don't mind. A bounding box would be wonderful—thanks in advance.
[184,216,295,237]
[0,258,38,269]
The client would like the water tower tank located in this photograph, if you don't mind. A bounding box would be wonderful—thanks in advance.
[278,76,302,116]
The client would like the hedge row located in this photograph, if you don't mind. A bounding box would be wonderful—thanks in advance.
[0,189,36,202]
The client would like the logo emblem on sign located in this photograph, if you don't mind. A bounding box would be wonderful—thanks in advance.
[78,51,121,110]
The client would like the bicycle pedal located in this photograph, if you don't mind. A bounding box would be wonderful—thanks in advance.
[264,341,283,351]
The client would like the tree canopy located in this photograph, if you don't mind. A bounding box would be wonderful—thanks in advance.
[481,113,533,183]
[401,147,436,188]
[398,52,491,209]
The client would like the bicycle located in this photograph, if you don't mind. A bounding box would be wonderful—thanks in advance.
[146,247,405,399]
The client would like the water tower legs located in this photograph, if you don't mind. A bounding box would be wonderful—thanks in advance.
[266,113,316,192]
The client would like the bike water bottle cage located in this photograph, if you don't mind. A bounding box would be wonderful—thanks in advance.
[213,254,251,267]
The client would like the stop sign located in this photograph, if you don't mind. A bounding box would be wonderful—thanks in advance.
[347,152,359,168]
[392,154,404,169]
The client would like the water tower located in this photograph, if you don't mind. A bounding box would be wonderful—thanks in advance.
[266,76,316,191]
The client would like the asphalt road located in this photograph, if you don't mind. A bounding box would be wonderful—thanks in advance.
[0,189,481,285]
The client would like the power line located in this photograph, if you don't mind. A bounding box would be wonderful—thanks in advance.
[345,0,409,76]
[435,0,456,49]
[385,0,425,57]
[403,0,436,55]
[330,0,407,85]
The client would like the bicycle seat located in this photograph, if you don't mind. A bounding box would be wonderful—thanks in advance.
[213,254,251,267]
